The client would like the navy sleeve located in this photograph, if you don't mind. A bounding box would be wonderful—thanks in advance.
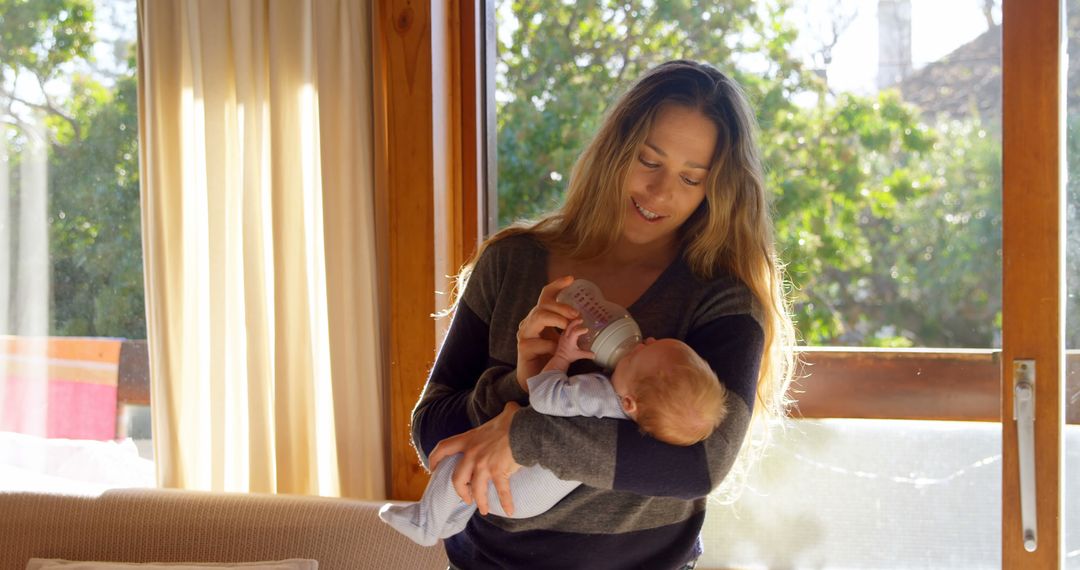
[412,302,488,459]
[612,314,763,498]
[411,301,529,465]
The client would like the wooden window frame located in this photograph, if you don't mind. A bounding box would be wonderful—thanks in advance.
[374,0,486,501]
[374,17,1074,567]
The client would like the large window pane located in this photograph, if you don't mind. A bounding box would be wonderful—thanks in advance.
[702,419,1080,569]
[492,1,1005,567]
[0,0,151,492]
[494,0,1002,349]
[705,420,1003,568]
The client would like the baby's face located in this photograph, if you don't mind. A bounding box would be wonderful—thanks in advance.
[611,338,688,396]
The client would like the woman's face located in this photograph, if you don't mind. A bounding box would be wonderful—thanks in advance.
[622,103,717,247]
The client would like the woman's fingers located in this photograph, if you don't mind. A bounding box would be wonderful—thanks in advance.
[517,337,558,358]
[516,276,578,339]
[517,304,578,339]
[492,471,515,517]
[428,434,464,471]
[472,468,494,516]
[449,449,476,506]
[432,434,474,504]
[538,275,575,304]
[515,276,579,384]
[434,403,522,514]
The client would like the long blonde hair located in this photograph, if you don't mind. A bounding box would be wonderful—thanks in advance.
[460,60,796,500]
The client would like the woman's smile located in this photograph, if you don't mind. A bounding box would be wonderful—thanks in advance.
[631,196,666,222]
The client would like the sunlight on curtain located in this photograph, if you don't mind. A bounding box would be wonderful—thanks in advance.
[137,0,382,498]
[297,79,340,497]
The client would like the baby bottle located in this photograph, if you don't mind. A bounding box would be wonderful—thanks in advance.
[556,278,642,369]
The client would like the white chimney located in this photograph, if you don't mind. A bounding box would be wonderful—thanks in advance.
[878,0,913,90]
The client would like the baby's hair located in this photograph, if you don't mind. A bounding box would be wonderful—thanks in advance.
[631,349,728,446]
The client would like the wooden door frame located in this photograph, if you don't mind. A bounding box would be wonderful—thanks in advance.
[374,0,484,501]
[1002,0,1066,566]
[373,0,436,501]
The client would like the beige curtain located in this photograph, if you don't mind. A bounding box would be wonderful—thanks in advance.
[136,0,384,498]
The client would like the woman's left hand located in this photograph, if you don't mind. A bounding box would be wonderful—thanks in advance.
[429,402,523,516]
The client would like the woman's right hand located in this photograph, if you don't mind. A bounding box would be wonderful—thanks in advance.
[515,275,579,390]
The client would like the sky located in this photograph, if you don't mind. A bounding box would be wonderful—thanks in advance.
[801,0,999,95]
[496,0,1000,98]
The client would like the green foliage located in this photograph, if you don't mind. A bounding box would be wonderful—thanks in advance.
[2,0,144,339]
[768,92,1002,347]
[48,63,143,338]
[0,0,94,80]
[495,0,1014,348]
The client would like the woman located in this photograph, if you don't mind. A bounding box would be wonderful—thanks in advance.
[412,60,796,569]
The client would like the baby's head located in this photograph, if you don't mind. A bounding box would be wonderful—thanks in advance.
[611,338,727,446]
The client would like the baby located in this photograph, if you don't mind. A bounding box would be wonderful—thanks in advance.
[379,319,728,546]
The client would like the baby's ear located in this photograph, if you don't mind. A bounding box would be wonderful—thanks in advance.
[621,394,638,415]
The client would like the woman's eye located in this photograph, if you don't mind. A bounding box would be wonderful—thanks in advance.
[681,175,702,186]
[638,157,660,168]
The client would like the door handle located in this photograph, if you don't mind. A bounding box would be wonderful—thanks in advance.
[1013,359,1037,552]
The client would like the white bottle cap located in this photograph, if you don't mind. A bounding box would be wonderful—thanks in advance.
[591,317,642,369]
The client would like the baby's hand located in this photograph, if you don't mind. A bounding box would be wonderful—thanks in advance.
[555,319,596,362]
[540,319,596,376]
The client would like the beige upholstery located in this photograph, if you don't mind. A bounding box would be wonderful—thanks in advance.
[0,489,448,570]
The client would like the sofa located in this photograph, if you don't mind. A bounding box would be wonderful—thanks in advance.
[0,489,449,570]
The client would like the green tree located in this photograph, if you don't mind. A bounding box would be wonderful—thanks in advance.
[769,95,1002,347]
[1,0,144,338]
[48,57,143,338]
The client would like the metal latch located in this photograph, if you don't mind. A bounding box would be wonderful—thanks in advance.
[1013,359,1037,552]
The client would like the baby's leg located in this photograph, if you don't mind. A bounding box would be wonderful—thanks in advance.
[482,464,581,519]
[379,454,476,546]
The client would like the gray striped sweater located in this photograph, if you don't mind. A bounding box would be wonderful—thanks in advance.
[411,234,763,570]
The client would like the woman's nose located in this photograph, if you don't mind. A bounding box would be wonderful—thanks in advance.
[645,171,673,201]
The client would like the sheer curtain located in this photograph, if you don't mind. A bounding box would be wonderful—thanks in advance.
[136,0,384,498]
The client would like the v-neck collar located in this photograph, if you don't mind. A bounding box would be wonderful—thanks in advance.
[532,237,684,313]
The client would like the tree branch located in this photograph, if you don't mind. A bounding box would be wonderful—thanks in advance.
[33,71,82,140]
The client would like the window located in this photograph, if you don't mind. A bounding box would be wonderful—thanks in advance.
[493,0,1004,349]
[488,0,1074,567]
[0,0,151,493]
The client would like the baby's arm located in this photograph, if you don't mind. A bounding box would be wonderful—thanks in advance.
[527,371,628,419]
[527,319,625,419]
[541,319,595,374]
